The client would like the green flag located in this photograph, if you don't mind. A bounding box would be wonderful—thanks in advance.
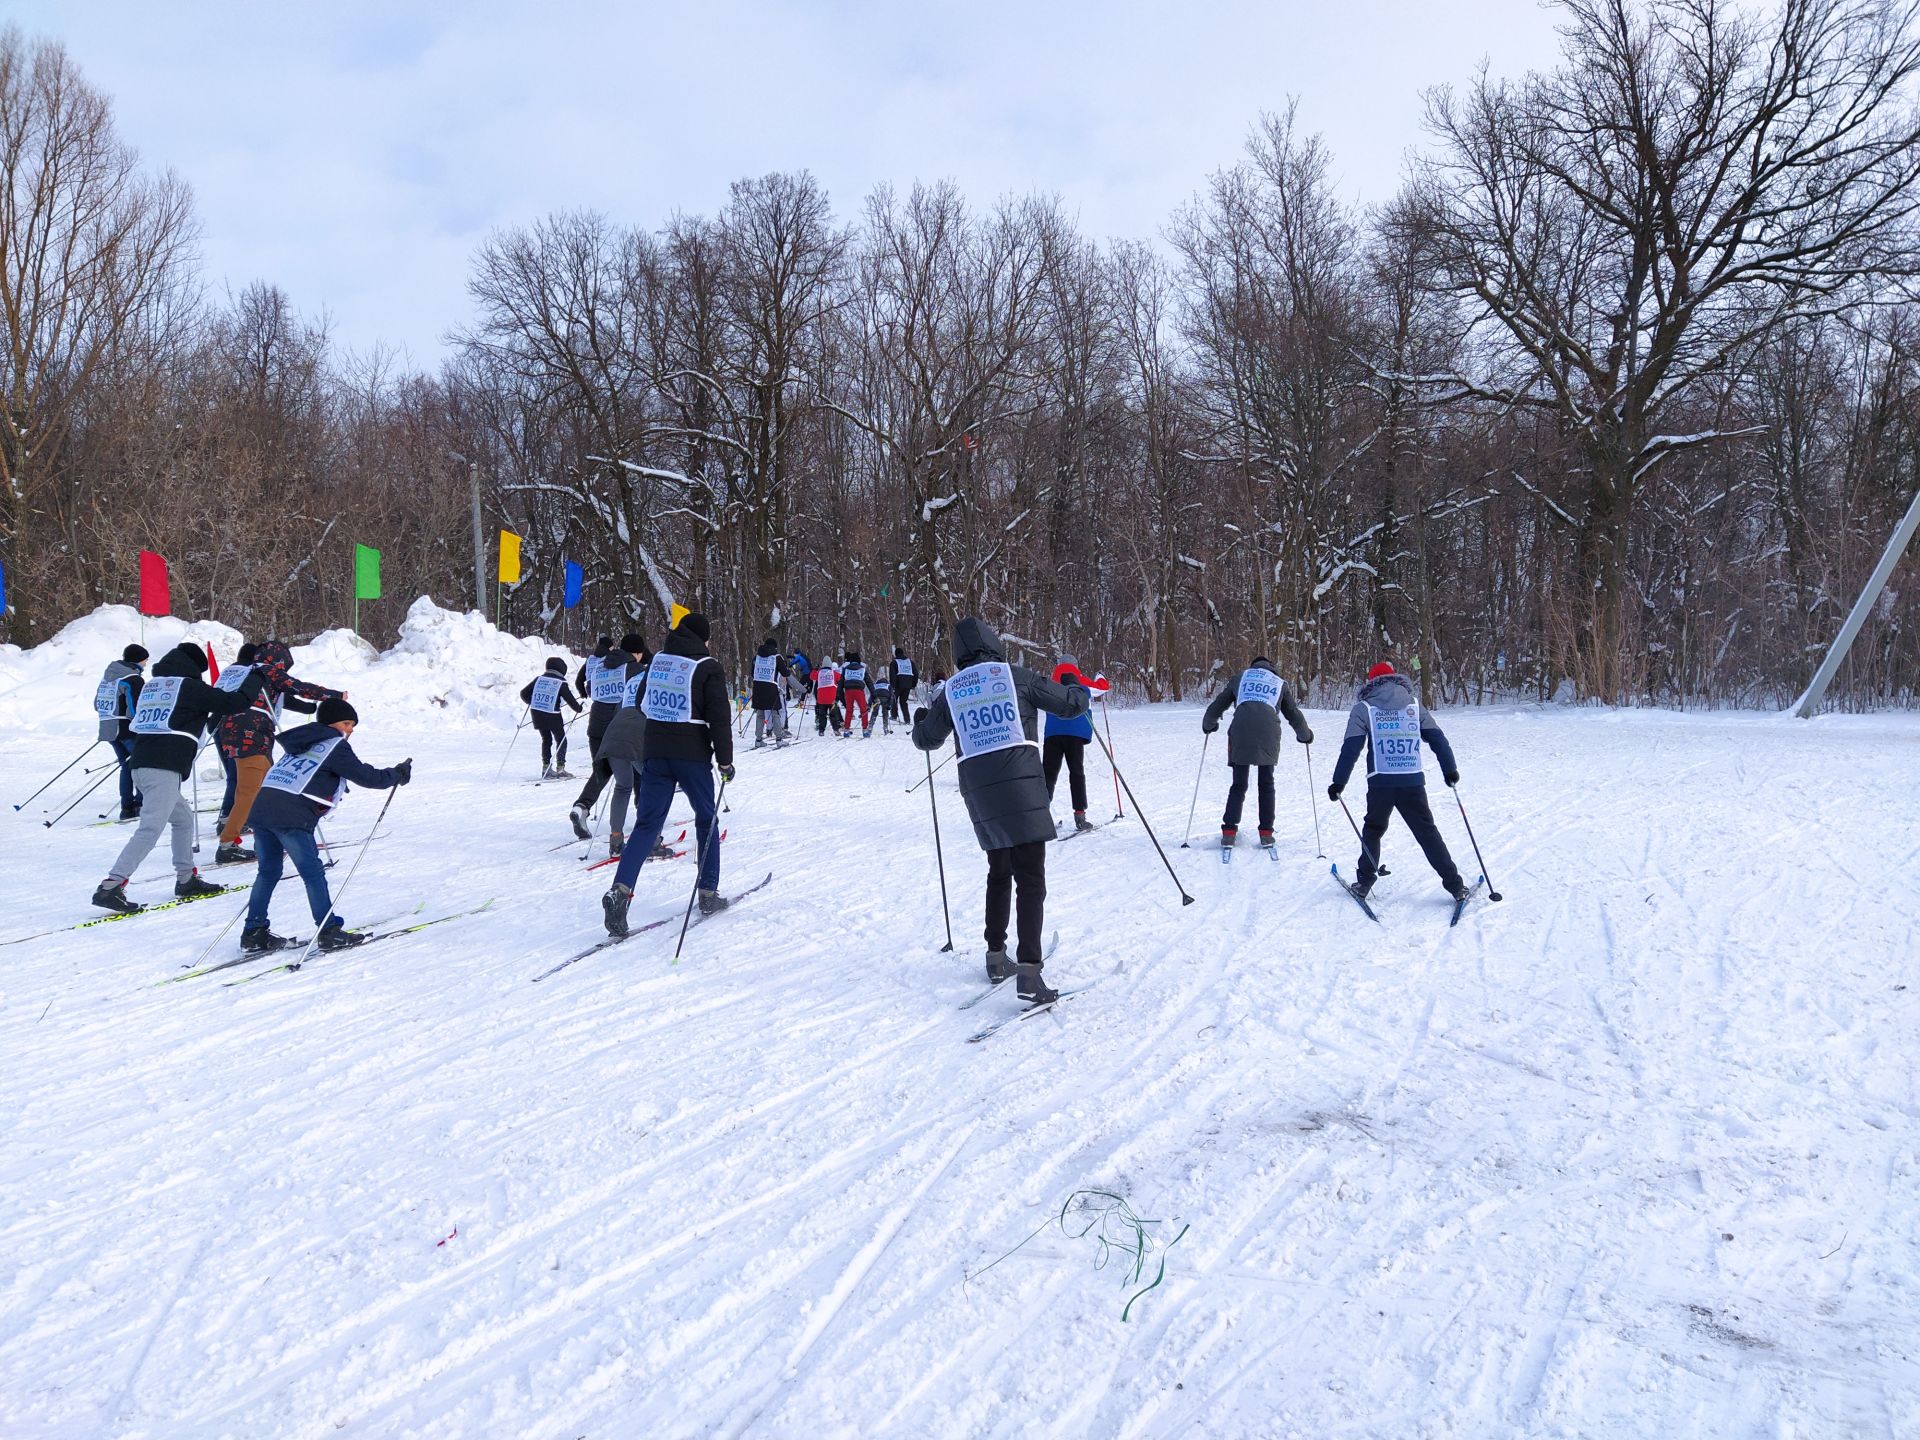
[354,544,382,600]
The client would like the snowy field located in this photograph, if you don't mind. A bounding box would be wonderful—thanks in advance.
[2,602,1917,1439]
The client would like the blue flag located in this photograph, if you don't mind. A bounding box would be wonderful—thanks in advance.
[563,561,583,609]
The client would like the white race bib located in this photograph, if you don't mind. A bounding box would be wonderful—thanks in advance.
[844,663,866,684]
[640,653,704,725]
[530,675,564,712]
[895,657,914,678]
[93,678,124,718]
[1237,669,1282,709]
[591,661,627,706]
[815,666,838,692]
[264,734,347,808]
[214,664,253,693]
[129,677,186,736]
[948,662,1025,759]
[753,654,778,684]
[1367,703,1423,776]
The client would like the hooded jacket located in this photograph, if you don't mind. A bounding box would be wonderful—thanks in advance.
[1201,661,1313,767]
[126,643,267,778]
[249,720,407,833]
[638,628,733,767]
[911,618,1089,851]
[1329,672,1457,792]
[750,639,789,710]
[594,646,652,763]
[94,659,144,743]
[580,643,634,742]
[214,640,341,761]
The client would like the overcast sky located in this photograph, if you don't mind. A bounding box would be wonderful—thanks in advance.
[17,1,1566,367]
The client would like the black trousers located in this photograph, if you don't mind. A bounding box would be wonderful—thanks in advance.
[815,701,841,734]
[985,840,1048,966]
[1043,735,1089,812]
[573,719,612,809]
[871,690,893,731]
[1223,764,1275,832]
[1358,786,1460,886]
[895,678,916,721]
[533,711,568,768]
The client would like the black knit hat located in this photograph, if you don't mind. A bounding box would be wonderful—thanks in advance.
[678,613,711,643]
[317,697,359,726]
[619,631,647,655]
[545,656,567,673]
[236,643,258,665]
[122,643,149,664]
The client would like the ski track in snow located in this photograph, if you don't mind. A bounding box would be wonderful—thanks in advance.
[2,629,1917,1438]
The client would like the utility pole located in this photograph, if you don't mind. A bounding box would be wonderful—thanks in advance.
[470,461,486,612]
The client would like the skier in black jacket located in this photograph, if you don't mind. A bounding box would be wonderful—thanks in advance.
[1201,656,1314,850]
[749,636,789,748]
[601,613,735,936]
[890,646,917,723]
[912,618,1088,1002]
[520,656,583,778]
[570,632,645,837]
[93,642,265,913]
[241,697,412,953]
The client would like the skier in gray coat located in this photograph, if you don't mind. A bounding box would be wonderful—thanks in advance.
[912,617,1089,1003]
[93,644,148,820]
[1201,656,1313,849]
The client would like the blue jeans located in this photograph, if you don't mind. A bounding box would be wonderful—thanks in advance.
[247,824,339,931]
[611,758,719,892]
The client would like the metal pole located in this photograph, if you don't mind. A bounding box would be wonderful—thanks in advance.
[471,461,487,612]
[1793,483,1920,716]
[13,740,102,810]
[925,746,955,951]
[1177,733,1209,848]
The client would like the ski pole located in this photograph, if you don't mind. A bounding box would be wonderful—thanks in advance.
[1178,733,1209,848]
[1450,783,1504,901]
[924,746,955,951]
[495,705,531,780]
[673,776,730,961]
[1303,742,1325,858]
[14,740,103,810]
[283,786,402,972]
[43,767,116,828]
[1101,696,1124,819]
[1090,727,1193,906]
[1336,795,1388,876]
[906,748,956,794]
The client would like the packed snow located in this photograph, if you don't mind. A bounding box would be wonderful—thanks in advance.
[2,602,1916,1438]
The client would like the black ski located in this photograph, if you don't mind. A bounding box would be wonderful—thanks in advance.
[1449,875,1486,928]
[159,903,430,985]
[531,871,774,982]
[231,898,501,982]
[956,931,1060,1010]
[967,981,1099,1043]
[1331,863,1381,923]
[0,884,246,948]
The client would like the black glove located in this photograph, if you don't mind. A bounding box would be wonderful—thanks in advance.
[393,758,413,786]
[1201,717,1218,734]
[1297,728,1314,745]
[913,706,928,725]
[1327,783,1342,802]
[1444,770,1460,787]
[718,763,736,783]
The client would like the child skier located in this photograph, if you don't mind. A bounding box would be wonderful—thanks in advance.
[812,652,842,736]
[1201,655,1314,851]
[240,698,413,953]
[521,656,583,778]
[214,643,256,830]
[869,660,894,735]
[890,646,917,723]
[212,640,344,864]
[1326,661,1468,900]
[570,633,645,838]
[1042,656,1096,833]
[92,643,267,913]
[93,643,148,820]
[841,648,872,736]
[750,636,789,748]
[912,618,1089,1003]
[601,613,735,936]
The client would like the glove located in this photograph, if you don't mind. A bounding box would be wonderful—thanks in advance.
[1327,783,1342,802]
[1298,727,1314,745]
[913,706,928,725]
[718,763,737,783]
[393,758,413,786]
[1444,770,1460,787]
[1201,717,1218,734]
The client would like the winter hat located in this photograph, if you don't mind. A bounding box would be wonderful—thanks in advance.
[678,612,711,643]
[619,632,647,655]
[317,697,359,727]
[593,635,612,656]
[1052,659,1083,686]
[167,641,208,674]
[1367,662,1396,681]
[122,643,149,665]
[236,643,259,666]
[545,656,567,673]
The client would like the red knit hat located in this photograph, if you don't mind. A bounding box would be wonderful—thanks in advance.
[1367,662,1396,680]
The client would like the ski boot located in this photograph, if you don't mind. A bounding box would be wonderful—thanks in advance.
[540,766,554,781]
[1220,826,1237,850]
[90,881,142,914]
[240,926,295,955]
[1015,963,1058,1005]
[1443,875,1469,901]
[1347,872,1376,900]
[1074,810,1095,833]
[119,801,142,821]
[215,841,255,865]
[551,767,574,780]
[985,948,1016,984]
[651,839,676,859]
[698,888,730,916]
[569,805,591,840]
[174,872,223,900]
[603,884,633,938]
[862,726,872,738]
[317,924,368,951]
[609,831,625,858]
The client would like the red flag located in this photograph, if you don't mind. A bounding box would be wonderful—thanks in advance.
[204,643,219,682]
[137,551,170,616]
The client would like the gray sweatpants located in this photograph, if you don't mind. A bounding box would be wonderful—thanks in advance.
[609,757,640,838]
[107,766,195,884]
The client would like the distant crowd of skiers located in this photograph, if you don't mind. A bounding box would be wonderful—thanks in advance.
[85,610,1471,992]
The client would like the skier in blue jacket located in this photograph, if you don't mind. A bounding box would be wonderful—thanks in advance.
[1326,663,1467,900]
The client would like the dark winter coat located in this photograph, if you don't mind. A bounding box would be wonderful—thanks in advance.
[890,651,917,692]
[750,640,789,710]
[911,618,1089,851]
[94,659,143,743]
[1202,663,1313,767]
[127,643,266,778]
[639,628,734,768]
[581,647,636,747]
[214,641,341,761]
[520,661,583,714]
[590,647,646,761]
[1330,673,1458,792]
[249,721,407,833]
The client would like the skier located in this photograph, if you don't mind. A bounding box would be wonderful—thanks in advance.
[239,698,413,953]
[869,659,894,736]
[788,647,812,709]
[890,645,917,723]
[841,648,872,736]
[1042,656,1097,833]
[812,652,842,736]
[91,642,266,913]
[94,643,148,821]
[597,648,678,862]
[1202,655,1314,851]
[1326,661,1468,900]
[750,636,789,748]
[570,632,646,839]
[521,656,583,778]
[601,613,735,936]
[912,618,1089,1003]
[212,640,344,864]
[214,643,257,830]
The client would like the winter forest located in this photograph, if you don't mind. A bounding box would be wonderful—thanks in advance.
[6,0,1920,710]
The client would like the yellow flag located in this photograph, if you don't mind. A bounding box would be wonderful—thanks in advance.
[498,530,522,585]
[669,603,690,630]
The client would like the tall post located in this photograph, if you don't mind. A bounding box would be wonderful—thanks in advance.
[1793,485,1920,717]
[470,460,487,613]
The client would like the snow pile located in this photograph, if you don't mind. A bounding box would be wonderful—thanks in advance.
[0,607,245,734]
